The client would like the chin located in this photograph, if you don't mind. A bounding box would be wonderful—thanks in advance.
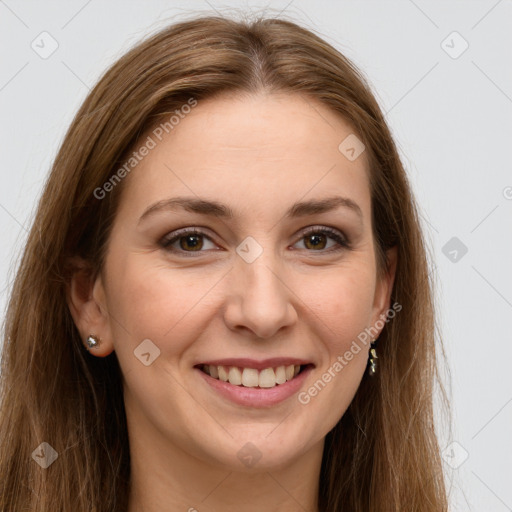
[193,422,318,473]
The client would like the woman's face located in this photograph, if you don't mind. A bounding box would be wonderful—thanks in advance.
[82,92,396,471]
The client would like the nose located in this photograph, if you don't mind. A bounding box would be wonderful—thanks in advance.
[223,251,298,340]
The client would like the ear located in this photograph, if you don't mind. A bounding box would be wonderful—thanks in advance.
[370,245,398,337]
[66,258,114,357]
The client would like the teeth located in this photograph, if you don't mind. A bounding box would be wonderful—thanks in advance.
[201,364,303,388]
[259,368,276,388]
[275,366,286,385]
[218,366,229,382]
[209,365,219,379]
[242,368,259,387]
[228,366,242,385]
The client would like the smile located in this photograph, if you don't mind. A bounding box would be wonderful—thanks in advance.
[199,363,307,388]
[194,359,315,407]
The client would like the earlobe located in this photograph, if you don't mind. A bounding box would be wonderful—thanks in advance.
[66,260,114,357]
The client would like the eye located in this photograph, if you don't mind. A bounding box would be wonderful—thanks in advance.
[160,226,351,257]
[293,226,350,253]
[160,228,218,256]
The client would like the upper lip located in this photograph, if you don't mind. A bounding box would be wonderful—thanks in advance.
[195,358,314,371]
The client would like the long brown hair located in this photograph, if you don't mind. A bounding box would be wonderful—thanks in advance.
[0,14,450,511]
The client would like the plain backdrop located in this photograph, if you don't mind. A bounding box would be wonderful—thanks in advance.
[1,1,511,510]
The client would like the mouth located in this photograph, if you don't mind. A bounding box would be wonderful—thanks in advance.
[196,362,314,389]
[193,358,315,407]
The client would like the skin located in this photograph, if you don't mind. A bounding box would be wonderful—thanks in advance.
[68,91,397,512]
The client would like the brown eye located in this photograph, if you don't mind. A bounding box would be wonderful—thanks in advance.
[178,234,204,251]
[294,227,350,253]
[160,229,217,255]
[303,233,328,250]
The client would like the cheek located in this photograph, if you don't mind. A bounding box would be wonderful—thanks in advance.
[106,248,377,354]
[103,251,217,360]
[296,271,374,429]
[306,262,376,349]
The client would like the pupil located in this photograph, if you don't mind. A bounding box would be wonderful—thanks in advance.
[306,234,325,250]
[181,235,202,251]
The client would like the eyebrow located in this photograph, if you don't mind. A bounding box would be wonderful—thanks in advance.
[138,195,363,224]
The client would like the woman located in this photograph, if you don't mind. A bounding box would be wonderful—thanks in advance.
[0,14,450,511]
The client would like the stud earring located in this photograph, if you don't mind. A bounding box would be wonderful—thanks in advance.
[86,334,101,350]
[368,338,378,376]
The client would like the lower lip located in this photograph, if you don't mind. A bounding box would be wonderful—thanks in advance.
[195,366,313,408]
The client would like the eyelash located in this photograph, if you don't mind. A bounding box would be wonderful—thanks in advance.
[159,226,351,257]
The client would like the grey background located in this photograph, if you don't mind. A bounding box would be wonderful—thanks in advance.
[1,1,511,510]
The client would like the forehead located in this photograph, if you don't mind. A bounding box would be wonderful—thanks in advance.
[117,92,371,224]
